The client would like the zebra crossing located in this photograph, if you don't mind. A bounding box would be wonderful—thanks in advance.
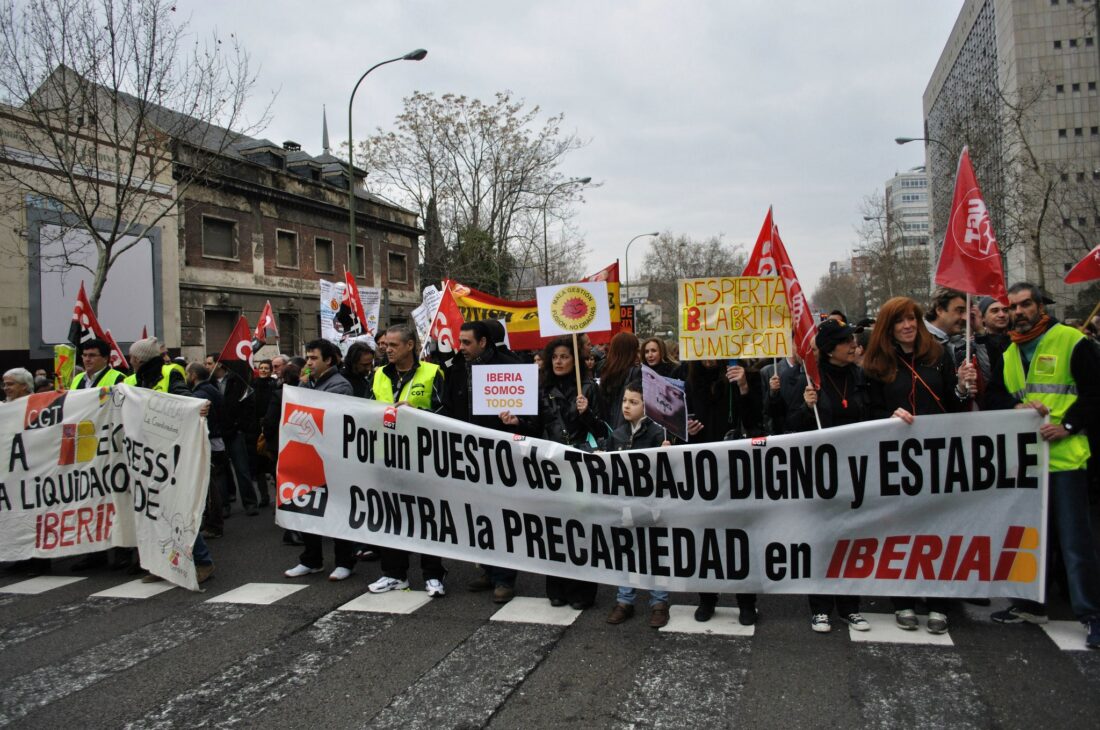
[1,569,1098,728]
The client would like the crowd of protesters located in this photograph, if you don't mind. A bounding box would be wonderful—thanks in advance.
[3,280,1100,648]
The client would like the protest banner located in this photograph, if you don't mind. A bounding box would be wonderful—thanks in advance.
[319,278,381,345]
[277,387,1048,598]
[54,344,75,391]
[412,285,444,356]
[641,364,688,441]
[678,276,792,360]
[536,281,612,337]
[449,270,623,351]
[619,305,635,334]
[0,386,211,590]
[471,364,539,416]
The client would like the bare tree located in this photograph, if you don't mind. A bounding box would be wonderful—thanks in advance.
[360,91,589,295]
[811,270,867,321]
[0,0,265,307]
[856,191,932,310]
[640,232,745,328]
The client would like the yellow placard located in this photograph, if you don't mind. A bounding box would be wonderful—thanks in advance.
[677,276,792,360]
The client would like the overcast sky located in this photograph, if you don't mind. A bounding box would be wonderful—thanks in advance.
[183,0,963,291]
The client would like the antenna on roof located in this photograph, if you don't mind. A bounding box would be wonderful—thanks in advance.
[322,105,330,155]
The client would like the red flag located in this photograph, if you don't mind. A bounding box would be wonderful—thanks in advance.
[340,270,370,337]
[252,300,278,352]
[67,281,108,348]
[103,329,130,371]
[934,147,1008,301]
[432,282,465,355]
[1065,245,1100,284]
[141,324,148,339]
[217,316,255,368]
[743,208,820,388]
[582,261,619,283]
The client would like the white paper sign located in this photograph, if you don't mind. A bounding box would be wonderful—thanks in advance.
[535,281,612,337]
[471,364,539,416]
[319,279,381,344]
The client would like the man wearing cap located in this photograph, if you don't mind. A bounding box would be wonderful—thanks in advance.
[70,338,124,389]
[987,282,1100,649]
[125,337,188,395]
[977,296,1011,352]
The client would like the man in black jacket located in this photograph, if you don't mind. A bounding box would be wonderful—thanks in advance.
[187,364,229,539]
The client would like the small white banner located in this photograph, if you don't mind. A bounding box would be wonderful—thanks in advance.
[535,281,611,336]
[471,364,539,416]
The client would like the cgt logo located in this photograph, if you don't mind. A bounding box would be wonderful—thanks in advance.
[24,391,67,430]
[277,482,328,517]
[276,402,328,516]
[825,525,1040,583]
[383,406,398,430]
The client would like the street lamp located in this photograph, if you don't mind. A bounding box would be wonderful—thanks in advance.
[348,49,427,275]
[541,176,591,283]
[623,231,659,303]
[895,136,954,156]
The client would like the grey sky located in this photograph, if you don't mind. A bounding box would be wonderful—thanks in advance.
[183,0,962,292]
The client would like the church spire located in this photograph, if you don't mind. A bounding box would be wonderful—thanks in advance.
[322,105,330,155]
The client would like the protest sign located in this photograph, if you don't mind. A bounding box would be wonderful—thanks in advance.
[619,305,635,334]
[678,276,792,360]
[471,364,539,416]
[277,387,1048,598]
[54,344,75,390]
[0,386,210,590]
[319,279,381,345]
[641,364,687,441]
[412,285,444,356]
[536,282,612,337]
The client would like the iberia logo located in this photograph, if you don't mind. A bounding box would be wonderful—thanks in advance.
[276,402,329,516]
[550,285,598,331]
[825,525,1040,583]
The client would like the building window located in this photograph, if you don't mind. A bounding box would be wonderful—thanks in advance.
[314,237,334,273]
[1061,172,1070,181]
[1059,128,1068,138]
[1079,217,1088,226]
[1087,37,1095,47]
[278,312,298,356]
[348,243,366,278]
[1070,38,1079,48]
[276,229,298,268]
[201,216,237,260]
[204,310,239,353]
[1089,82,1097,91]
[1063,217,1072,226]
[1075,127,1084,137]
[1094,171,1100,180]
[1056,84,1065,93]
[1092,126,1099,135]
[1072,82,1081,91]
[388,251,408,283]
[1078,172,1086,181]
[1054,40,1063,49]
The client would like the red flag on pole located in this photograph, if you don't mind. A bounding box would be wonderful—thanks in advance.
[1064,245,1100,284]
[582,261,619,283]
[933,147,1008,301]
[340,270,370,337]
[141,324,148,339]
[742,207,820,388]
[432,282,465,355]
[67,281,106,347]
[103,330,130,371]
[217,316,255,369]
[252,300,278,352]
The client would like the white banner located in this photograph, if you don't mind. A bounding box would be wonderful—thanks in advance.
[472,364,539,416]
[276,388,1048,599]
[319,279,381,344]
[0,386,211,590]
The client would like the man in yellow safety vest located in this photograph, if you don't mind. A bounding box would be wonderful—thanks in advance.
[70,338,125,389]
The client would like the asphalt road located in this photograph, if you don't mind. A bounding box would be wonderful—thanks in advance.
[2,505,1099,729]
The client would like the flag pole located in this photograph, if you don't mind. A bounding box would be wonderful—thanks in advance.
[1080,300,1100,332]
[812,402,822,430]
[965,293,972,362]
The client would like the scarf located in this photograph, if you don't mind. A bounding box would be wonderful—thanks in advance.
[1009,314,1052,345]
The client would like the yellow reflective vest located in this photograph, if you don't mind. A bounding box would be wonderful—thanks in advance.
[1004,323,1091,471]
[372,362,440,410]
[71,368,124,389]
[123,363,185,392]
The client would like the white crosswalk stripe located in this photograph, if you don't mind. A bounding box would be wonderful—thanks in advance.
[205,582,307,605]
[0,576,85,594]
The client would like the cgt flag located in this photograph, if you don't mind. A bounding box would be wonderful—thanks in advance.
[340,270,370,337]
[67,281,128,370]
[1064,244,1100,284]
[217,316,255,369]
[252,300,279,353]
[431,282,465,355]
[743,207,819,388]
[934,147,1008,302]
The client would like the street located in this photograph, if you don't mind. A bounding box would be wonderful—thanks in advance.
[2,510,1099,729]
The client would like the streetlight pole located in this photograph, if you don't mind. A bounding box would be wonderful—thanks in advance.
[895,136,954,156]
[541,176,591,283]
[623,231,659,303]
[348,49,427,276]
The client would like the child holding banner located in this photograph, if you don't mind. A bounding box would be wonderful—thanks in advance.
[604,381,673,628]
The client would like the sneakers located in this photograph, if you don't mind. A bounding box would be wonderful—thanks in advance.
[895,609,919,630]
[607,603,635,624]
[694,602,716,623]
[738,606,758,626]
[811,613,832,633]
[649,602,670,629]
[927,611,949,635]
[369,576,410,593]
[991,606,1048,625]
[1086,619,1100,649]
[284,564,324,578]
[196,563,215,584]
[842,613,871,632]
[328,567,353,582]
[426,578,446,597]
[492,585,515,604]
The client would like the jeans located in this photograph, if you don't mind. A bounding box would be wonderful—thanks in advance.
[193,533,213,566]
[1013,468,1100,620]
[616,586,670,607]
[300,533,356,570]
[380,548,445,582]
[225,432,258,508]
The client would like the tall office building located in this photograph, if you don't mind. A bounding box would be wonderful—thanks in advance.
[923,0,1100,311]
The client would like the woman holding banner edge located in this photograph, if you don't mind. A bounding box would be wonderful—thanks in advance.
[863,297,977,634]
[502,336,605,609]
